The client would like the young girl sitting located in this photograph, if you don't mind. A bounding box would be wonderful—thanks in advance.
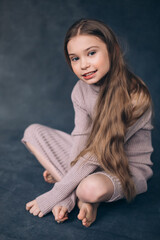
[22,18,153,227]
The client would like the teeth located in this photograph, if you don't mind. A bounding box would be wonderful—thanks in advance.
[85,71,95,76]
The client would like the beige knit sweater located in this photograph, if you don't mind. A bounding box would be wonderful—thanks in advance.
[22,80,153,215]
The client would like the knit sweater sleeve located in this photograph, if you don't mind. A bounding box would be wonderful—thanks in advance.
[36,81,99,215]
[68,82,93,162]
[36,153,99,214]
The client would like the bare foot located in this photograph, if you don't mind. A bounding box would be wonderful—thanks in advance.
[52,205,68,223]
[26,199,43,218]
[43,170,57,183]
[77,200,99,227]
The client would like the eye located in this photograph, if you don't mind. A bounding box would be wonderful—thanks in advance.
[88,51,96,56]
[71,57,79,62]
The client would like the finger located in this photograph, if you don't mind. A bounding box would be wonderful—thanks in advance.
[38,212,44,218]
[53,206,62,220]
[33,208,40,216]
[52,206,58,216]
[29,205,37,214]
[26,200,35,210]
[58,216,69,222]
[59,206,68,219]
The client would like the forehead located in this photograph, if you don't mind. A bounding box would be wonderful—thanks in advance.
[67,34,106,54]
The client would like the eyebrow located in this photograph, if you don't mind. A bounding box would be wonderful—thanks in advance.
[68,46,99,56]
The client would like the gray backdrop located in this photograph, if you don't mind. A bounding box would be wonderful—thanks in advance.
[0,0,159,134]
[0,0,160,239]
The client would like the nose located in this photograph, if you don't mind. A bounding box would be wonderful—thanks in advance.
[80,57,90,70]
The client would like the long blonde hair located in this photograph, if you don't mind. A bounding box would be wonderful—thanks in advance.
[64,19,152,202]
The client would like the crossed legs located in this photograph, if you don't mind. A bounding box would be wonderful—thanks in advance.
[25,142,114,227]
[76,173,114,227]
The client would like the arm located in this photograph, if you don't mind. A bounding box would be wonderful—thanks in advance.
[36,153,99,214]
[36,82,99,215]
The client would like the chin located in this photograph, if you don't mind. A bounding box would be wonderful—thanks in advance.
[80,78,99,85]
[83,80,97,85]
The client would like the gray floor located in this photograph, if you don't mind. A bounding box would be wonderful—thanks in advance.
[0,128,159,239]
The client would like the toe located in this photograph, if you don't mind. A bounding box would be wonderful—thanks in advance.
[82,218,87,226]
[82,218,92,228]
[43,170,48,180]
[78,207,86,221]
[82,218,87,224]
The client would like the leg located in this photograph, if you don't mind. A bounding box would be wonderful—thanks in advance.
[77,200,100,227]
[22,124,73,181]
[76,173,114,203]
[25,141,63,218]
[76,173,120,227]
[25,142,61,182]
[22,124,73,219]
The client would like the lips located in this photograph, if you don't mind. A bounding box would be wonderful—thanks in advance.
[82,70,97,77]
[82,70,97,80]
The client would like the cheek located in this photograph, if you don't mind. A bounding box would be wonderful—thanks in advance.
[95,54,106,66]
[100,55,110,72]
[71,64,79,76]
[103,61,110,73]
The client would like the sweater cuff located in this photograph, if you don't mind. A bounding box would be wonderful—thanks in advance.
[55,191,77,213]
[36,190,76,215]
[36,190,56,215]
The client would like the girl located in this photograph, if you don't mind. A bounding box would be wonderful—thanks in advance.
[22,19,153,227]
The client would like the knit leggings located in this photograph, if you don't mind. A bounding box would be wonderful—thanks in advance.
[22,124,124,203]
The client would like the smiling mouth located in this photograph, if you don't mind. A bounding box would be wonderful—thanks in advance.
[82,70,97,77]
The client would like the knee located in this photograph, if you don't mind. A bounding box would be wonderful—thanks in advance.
[23,124,42,139]
[76,175,110,203]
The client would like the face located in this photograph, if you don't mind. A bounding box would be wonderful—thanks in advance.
[67,34,110,85]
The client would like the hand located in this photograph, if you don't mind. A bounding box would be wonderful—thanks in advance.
[26,199,43,218]
[52,205,68,223]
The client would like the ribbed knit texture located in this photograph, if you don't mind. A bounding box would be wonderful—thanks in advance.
[22,80,153,215]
